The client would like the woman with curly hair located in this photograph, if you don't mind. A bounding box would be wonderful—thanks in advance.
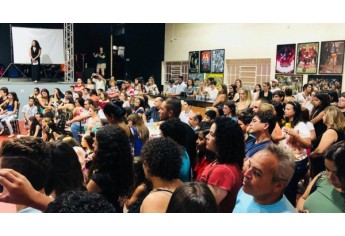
[198,116,244,212]
[140,137,182,213]
[87,125,134,212]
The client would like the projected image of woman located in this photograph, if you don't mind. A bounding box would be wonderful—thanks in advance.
[29,40,41,83]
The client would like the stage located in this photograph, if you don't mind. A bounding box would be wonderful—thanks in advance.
[0,77,75,120]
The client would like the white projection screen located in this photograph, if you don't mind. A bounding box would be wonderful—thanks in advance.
[11,26,65,64]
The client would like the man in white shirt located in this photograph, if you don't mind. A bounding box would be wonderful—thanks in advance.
[166,79,177,95]
[295,83,313,111]
[92,73,106,91]
[270,78,281,93]
[204,80,218,100]
[174,76,187,95]
[22,97,38,129]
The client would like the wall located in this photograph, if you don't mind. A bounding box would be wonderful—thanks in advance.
[125,24,165,90]
[164,23,345,92]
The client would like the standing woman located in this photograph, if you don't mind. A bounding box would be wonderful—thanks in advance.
[93,46,106,76]
[29,40,41,83]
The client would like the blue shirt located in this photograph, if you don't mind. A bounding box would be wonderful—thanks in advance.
[245,139,272,158]
[233,188,296,213]
[179,147,191,182]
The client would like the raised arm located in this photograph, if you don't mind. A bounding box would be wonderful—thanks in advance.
[0,169,53,211]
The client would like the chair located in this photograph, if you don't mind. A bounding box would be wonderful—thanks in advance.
[2,103,21,135]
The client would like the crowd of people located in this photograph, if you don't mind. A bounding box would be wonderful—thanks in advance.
[0,75,344,213]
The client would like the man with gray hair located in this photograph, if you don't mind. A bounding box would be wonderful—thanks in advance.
[233,144,296,213]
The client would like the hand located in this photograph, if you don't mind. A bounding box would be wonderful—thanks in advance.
[0,169,39,206]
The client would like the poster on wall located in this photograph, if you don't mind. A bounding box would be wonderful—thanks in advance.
[275,44,296,73]
[188,73,205,82]
[211,49,225,73]
[296,42,319,74]
[308,75,342,96]
[200,50,211,73]
[205,73,223,89]
[319,40,345,74]
[189,51,200,73]
[275,74,303,95]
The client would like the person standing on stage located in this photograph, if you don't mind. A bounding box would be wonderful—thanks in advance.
[29,40,41,83]
[93,46,106,76]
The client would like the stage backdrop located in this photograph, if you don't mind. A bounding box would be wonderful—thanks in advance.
[12,26,64,64]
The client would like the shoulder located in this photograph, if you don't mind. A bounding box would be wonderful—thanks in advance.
[141,192,171,213]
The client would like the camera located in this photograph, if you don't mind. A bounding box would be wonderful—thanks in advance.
[92,73,99,78]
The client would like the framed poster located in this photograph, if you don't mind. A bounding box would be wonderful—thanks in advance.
[189,51,200,73]
[275,74,303,95]
[319,40,345,74]
[206,73,223,89]
[211,49,225,73]
[308,75,342,95]
[275,44,296,73]
[200,50,211,73]
[296,42,319,74]
[188,73,205,82]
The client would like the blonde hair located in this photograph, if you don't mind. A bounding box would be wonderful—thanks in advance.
[127,113,149,143]
[259,103,275,114]
[324,106,345,131]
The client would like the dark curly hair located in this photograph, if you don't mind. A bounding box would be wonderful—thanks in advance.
[89,125,133,197]
[141,137,182,180]
[45,141,85,197]
[45,191,116,213]
[237,108,254,125]
[255,111,277,134]
[214,116,245,167]
[160,118,187,147]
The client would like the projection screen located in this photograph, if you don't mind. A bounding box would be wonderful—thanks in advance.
[11,26,65,64]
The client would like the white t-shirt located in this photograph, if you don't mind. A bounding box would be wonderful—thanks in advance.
[92,78,106,91]
[280,122,311,160]
[22,104,37,120]
[205,87,219,100]
[175,82,187,95]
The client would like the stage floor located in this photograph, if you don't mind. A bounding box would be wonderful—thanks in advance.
[0,78,76,120]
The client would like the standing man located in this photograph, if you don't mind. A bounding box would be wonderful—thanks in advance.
[93,46,106,76]
[233,144,296,213]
